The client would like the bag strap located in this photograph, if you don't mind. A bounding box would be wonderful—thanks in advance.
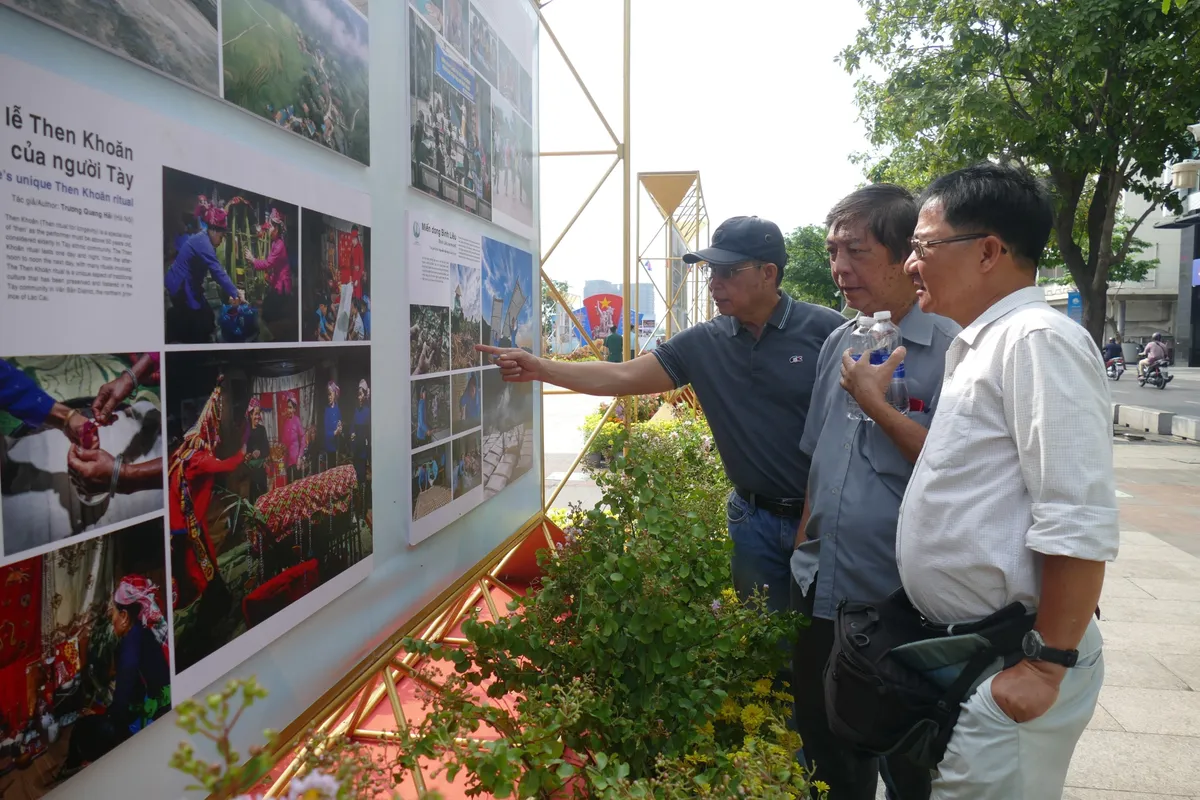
[935,612,1036,714]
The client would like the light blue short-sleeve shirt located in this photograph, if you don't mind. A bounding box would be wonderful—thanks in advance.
[792,305,960,620]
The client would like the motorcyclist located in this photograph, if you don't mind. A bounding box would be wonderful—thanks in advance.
[1138,332,1168,377]
[1103,337,1123,363]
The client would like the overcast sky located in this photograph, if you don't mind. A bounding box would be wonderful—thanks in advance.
[537,0,871,310]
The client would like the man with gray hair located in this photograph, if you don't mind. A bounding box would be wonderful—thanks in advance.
[790,184,958,799]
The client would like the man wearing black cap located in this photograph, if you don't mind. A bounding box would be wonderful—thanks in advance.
[479,216,844,613]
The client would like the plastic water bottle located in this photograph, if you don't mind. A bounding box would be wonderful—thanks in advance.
[845,315,874,420]
[869,311,909,415]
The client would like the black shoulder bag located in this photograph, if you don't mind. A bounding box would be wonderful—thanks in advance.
[823,589,1035,770]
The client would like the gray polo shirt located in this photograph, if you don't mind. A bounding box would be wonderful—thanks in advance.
[653,292,845,500]
[793,305,960,620]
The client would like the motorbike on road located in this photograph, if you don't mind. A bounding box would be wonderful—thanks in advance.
[1106,357,1125,381]
[1137,353,1174,389]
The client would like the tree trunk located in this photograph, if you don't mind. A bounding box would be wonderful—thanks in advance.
[1077,279,1108,345]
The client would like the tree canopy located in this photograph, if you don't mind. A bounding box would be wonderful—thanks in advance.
[782,225,842,309]
[843,0,1200,341]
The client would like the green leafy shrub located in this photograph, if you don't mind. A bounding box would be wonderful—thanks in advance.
[398,426,814,797]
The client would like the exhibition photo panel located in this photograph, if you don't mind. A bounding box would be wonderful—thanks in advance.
[408,0,535,238]
[163,167,301,345]
[164,346,372,681]
[0,353,164,563]
[406,213,534,544]
[301,210,371,343]
[0,517,171,799]
[4,0,371,165]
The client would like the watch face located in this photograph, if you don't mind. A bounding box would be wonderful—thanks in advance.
[1022,630,1041,658]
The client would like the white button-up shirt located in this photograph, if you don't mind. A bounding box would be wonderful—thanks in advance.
[896,286,1119,625]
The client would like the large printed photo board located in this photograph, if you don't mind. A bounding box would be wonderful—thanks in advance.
[406,213,534,545]
[0,56,373,797]
[408,0,536,239]
[1,0,371,165]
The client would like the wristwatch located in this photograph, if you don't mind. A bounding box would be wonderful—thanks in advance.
[1022,630,1079,668]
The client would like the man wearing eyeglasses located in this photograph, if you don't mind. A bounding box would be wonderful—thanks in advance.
[479,215,844,615]
[790,184,958,800]
[898,163,1116,799]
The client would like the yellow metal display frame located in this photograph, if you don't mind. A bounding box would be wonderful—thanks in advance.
[232,3,720,794]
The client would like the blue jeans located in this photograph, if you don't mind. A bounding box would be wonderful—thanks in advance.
[726,489,800,614]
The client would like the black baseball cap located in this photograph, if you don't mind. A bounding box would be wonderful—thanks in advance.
[683,216,788,268]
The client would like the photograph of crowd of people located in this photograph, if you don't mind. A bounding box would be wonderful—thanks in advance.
[410,305,450,375]
[468,3,498,86]
[0,518,170,798]
[164,348,372,674]
[221,0,370,164]
[451,263,483,369]
[451,370,481,434]
[1,353,164,561]
[6,0,220,95]
[451,431,481,499]
[481,236,535,353]
[162,167,300,345]
[301,211,371,342]
[480,367,533,500]
[410,9,492,222]
[411,441,450,521]
[497,42,532,122]
[411,377,450,449]
[490,95,534,226]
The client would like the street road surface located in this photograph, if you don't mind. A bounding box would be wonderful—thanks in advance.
[1108,366,1200,419]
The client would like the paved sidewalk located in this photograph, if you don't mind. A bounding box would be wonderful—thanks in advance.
[1062,434,1200,799]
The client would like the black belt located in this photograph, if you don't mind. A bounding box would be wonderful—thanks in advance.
[734,486,804,518]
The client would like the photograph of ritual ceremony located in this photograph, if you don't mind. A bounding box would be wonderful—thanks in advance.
[221,0,370,164]
[1,353,164,561]
[164,347,371,673]
[481,236,535,354]
[0,518,170,798]
[301,210,371,342]
[162,167,300,345]
[411,441,449,521]
[409,7,493,221]
[480,367,532,500]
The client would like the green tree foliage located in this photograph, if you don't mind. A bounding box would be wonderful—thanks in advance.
[782,225,842,309]
[843,0,1200,342]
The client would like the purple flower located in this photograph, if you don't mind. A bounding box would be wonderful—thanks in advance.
[711,599,722,612]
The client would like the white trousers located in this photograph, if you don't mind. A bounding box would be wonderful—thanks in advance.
[932,619,1103,800]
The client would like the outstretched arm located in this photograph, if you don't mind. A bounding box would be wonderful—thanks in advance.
[477,345,676,397]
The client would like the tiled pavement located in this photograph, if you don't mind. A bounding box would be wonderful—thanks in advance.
[1062,434,1200,798]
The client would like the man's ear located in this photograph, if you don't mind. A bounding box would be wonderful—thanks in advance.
[978,236,1007,274]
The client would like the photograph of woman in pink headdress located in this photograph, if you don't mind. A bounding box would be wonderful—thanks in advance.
[280,392,307,483]
[162,167,300,345]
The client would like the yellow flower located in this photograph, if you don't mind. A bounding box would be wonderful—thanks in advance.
[813,779,831,794]
[740,703,767,734]
[720,587,738,605]
[717,697,741,723]
[696,720,715,738]
[751,678,773,697]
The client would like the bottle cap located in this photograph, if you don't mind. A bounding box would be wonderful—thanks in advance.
[873,310,892,321]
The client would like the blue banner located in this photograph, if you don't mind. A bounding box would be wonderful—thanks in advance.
[435,43,475,101]
[1066,291,1083,324]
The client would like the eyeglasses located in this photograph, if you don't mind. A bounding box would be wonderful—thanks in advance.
[707,263,762,282]
[909,233,1006,259]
